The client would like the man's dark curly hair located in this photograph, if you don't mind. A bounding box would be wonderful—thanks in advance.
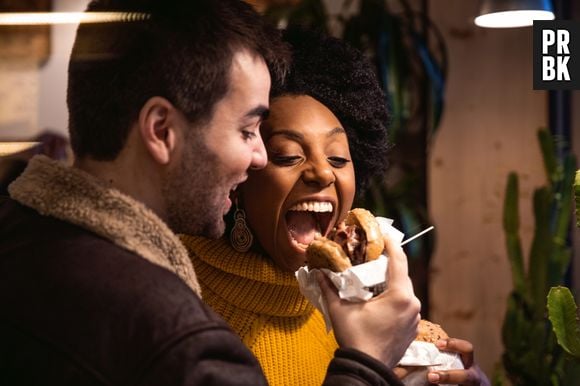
[271,28,391,194]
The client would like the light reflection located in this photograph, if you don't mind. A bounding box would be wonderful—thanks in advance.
[0,142,40,156]
[0,12,149,26]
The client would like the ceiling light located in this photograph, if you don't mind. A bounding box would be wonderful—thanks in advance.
[475,0,554,28]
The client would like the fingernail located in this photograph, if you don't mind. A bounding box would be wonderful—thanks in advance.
[427,372,440,383]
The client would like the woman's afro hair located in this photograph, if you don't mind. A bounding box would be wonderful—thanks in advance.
[271,27,391,193]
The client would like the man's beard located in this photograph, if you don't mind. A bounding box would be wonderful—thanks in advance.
[163,134,229,239]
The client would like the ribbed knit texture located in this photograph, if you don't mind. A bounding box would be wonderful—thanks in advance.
[181,235,339,386]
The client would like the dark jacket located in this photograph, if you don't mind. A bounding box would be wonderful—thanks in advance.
[0,197,268,385]
[0,156,403,386]
[0,198,402,386]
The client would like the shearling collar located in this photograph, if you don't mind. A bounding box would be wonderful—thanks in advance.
[9,155,201,296]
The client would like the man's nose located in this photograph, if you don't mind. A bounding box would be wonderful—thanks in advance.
[249,132,267,170]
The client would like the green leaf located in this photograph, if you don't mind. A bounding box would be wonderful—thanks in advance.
[548,247,571,288]
[505,234,526,295]
[547,286,580,359]
[503,173,519,233]
[553,155,576,244]
[503,173,526,295]
[529,187,552,313]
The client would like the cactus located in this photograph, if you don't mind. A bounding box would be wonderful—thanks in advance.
[496,129,578,385]
[547,286,580,361]
[545,170,580,365]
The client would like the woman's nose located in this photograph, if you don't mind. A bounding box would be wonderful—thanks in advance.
[302,160,335,187]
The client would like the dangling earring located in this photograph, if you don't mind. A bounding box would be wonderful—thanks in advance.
[229,199,253,253]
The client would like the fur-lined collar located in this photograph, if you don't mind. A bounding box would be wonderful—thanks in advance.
[9,155,200,295]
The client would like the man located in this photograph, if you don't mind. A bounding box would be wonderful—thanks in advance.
[0,1,420,385]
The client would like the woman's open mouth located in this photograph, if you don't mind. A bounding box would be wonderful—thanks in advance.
[285,200,335,251]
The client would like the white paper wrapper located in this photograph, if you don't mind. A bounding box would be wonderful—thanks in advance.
[295,217,462,385]
[295,217,404,331]
[295,255,388,331]
[398,341,464,386]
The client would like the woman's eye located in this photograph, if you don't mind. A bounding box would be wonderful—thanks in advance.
[328,156,351,168]
[271,155,302,166]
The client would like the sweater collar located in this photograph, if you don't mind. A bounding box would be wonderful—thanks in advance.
[9,155,201,295]
[182,235,313,317]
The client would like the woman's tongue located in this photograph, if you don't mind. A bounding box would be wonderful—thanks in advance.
[286,211,320,246]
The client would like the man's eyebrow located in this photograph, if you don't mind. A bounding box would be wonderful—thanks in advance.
[245,105,269,120]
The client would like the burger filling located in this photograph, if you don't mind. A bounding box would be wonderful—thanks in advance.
[329,222,367,265]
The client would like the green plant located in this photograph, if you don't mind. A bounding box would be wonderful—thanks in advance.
[547,286,580,361]
[545,170,580,364]
[495,129,577,385]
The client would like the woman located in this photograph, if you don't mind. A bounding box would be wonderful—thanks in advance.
[182,28,488,386]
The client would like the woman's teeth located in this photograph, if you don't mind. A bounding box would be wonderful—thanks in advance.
[287,201,333,213]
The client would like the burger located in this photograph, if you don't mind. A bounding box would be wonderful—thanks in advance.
[306,208,383,271]
[395,320,457,385]
[302,209,459,384]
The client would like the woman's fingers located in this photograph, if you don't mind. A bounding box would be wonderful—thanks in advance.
[428,369,476,384]
[427,338,490,386]
[427,366,490,386]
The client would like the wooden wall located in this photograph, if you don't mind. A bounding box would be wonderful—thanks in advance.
[428,0,549,376]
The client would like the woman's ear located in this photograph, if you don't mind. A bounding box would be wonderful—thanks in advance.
[137,96,178,165]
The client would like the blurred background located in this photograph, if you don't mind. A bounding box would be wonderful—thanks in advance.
[1,0,579,382]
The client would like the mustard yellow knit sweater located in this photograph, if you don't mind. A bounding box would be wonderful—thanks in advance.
[181,235,338,386]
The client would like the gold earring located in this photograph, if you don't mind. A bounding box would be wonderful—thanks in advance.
[229,200,253,253]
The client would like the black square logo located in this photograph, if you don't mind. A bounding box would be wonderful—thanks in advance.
[533,20,580,90]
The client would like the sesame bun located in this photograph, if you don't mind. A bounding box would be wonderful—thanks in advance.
[416,319,449,343]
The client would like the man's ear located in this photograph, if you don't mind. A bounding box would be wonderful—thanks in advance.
[137,96,179,165]
[230,190,240,206]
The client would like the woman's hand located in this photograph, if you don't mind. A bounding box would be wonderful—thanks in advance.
[427,338,490,385]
